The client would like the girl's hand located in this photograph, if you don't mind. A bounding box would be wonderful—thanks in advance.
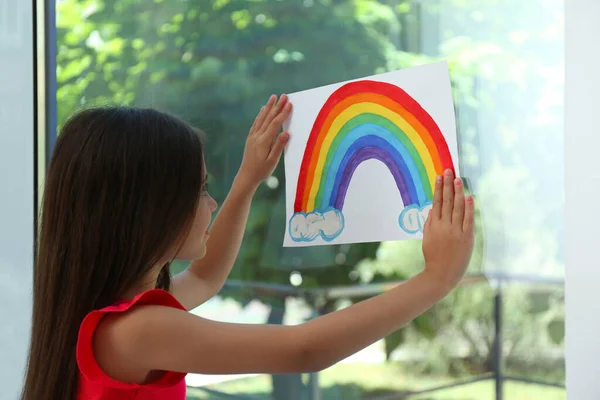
[422,169,475,292]
[237,94,292,191]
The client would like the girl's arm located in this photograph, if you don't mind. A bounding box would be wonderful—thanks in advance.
[97,171,475,377]
[172,94,291,310]
[119,269,450,375]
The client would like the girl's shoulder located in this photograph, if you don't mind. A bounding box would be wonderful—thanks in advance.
[75,289,188,399]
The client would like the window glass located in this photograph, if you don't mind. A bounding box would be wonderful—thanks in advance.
[55,0,565,398]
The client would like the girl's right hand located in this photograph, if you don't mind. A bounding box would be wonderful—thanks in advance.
[422,169,475,293]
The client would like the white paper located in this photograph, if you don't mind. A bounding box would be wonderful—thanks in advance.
[282,61,460,247]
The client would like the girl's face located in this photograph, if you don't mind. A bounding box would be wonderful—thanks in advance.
[175,168,218,261]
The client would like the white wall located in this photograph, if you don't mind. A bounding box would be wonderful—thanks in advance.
[0,0,35,398]
[565,1,600,399]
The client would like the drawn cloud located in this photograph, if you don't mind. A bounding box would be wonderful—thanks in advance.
[398,202,433,234]
[289,209,345,242]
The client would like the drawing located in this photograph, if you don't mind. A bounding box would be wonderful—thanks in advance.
[284,63,458,246]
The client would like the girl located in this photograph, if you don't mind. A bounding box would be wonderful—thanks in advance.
[21,94,474,400]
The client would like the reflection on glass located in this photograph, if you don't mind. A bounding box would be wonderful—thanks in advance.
[55,0,564,398]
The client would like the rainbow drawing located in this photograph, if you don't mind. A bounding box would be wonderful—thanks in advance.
[288,79,455,243]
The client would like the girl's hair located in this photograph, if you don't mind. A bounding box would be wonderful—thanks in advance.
[21,106,206,400]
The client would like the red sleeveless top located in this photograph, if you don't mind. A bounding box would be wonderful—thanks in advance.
[76,289,187,399]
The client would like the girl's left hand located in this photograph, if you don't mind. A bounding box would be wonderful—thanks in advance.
[237,94,292,191]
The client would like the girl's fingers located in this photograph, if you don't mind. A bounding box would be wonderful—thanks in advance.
[259,95,287,134]
[255,95,277,133]
[452,178,465,226]
[463,196,475,234]
[264,102,292,141]
[431,174,443,220]
[441,169,455,222]
[249,106,267,135]
[267,132,290,162]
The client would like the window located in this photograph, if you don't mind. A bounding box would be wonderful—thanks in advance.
[53,0,565,398]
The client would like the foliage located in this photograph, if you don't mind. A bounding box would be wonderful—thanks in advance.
[56,0,407,287]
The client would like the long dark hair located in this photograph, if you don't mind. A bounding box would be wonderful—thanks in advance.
[21,106,205,400]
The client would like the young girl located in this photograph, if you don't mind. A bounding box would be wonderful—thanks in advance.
[21,94,474,400]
